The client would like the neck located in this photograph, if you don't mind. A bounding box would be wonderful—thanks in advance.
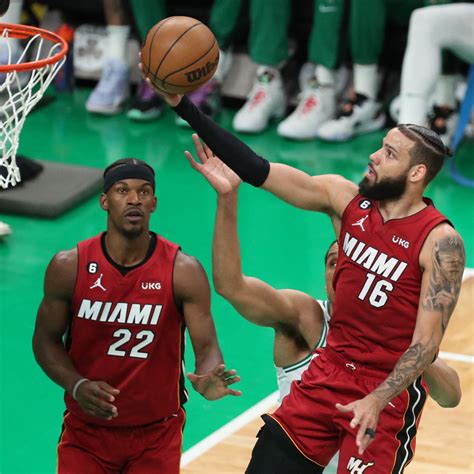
[104,229,151,267]
[377,192,426,221]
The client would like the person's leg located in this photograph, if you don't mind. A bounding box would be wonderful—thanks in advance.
[129,0,166,42]
[127,0,167,121]
[249,0,291,67]
[246,424,324,474]
[278,0,347,140]
[399,3,474,125]
[57,414,121,474]
[124,408,185,474]
[317,0,391,141]
[232,0,289,133]
[86,0,130,115]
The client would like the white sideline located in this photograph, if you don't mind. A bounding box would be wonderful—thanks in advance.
[181,391,279,467]
[182,267,474,467]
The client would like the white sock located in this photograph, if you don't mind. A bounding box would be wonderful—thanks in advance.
[399,94,428,125]
[315,65,335,87]
[354,64,378,100]
[1,0,23,51]
[106,25,130,63]
[433,74,457,109]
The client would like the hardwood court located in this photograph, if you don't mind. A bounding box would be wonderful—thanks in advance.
[182,278,474,474]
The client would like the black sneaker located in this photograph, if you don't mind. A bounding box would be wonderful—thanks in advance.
[127,80,164,122]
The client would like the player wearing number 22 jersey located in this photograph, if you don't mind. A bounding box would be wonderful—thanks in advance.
[67,232,185,426]
[33,159,240,474]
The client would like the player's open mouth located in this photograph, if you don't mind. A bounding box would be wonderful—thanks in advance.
[366,164,376,180]
[124,209,144,222]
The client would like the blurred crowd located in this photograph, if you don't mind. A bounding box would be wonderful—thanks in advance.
[1,0,474,148]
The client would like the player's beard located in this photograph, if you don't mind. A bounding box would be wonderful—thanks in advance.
[358,169,409,201]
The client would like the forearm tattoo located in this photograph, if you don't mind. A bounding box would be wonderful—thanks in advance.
[373,342,436,404]
[422,234,465,333]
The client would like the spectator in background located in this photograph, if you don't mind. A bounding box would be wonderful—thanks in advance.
[398,2,474,144]
[87,0,237,122]
[232,0,349,137]
[277,0,348,140]
[317,0,452,142]
[85,0,131,115]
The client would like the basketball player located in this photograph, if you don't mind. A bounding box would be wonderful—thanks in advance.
[146,86,465,471]
[32,158,241,474]
[188,135,462,408]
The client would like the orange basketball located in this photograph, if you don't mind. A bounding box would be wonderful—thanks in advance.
[141,16,219,94]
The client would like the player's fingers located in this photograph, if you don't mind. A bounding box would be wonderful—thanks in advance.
[184,151,202,170]
[97,381,120,396]
[350,414,361,429]
[223,369,237,378]
[213,364,226,376]
[226,388,242,397]
[191,134,206,162]
[202,141,215,158]
[335,402,352,413]
[225,376,241,386]
[186,373,200,383]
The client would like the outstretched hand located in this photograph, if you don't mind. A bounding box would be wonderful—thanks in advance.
[185,134,241,194]
[138,53,183,107]
[187,363,241,401]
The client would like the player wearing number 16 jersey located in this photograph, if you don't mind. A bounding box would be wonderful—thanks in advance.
[33,158,241,474]
[156,88,465,473]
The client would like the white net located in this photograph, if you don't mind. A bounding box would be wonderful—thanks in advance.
[0,25,66,189]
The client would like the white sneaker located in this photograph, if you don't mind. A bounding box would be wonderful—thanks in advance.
[233,67,286,133]
[318,94,385,142]
[278,81,336,140]
[0,221,12,238]
[86,59,130,115]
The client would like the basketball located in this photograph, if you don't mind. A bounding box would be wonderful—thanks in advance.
[141,16,219,95]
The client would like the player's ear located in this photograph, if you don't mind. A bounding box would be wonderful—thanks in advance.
[151,196,157,213]
[409,164,426,184]
[100,193,109,211]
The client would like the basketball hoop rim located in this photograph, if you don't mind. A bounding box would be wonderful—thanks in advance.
[0,22,68,72]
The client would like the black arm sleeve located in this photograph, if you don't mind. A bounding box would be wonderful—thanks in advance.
[174,96,270,187]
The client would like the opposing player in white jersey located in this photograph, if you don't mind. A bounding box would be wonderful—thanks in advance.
[186,138,461,409]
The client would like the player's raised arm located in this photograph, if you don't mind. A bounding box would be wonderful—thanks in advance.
[185,136,320,331]
[424,358,461,408]
[33,250,119,420]
[173,251,241,400]
[144,73,357,216]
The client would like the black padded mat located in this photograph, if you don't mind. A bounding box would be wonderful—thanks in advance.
[0,160,102,217]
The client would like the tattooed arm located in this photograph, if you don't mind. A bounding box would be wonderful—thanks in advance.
[336,223,465,454]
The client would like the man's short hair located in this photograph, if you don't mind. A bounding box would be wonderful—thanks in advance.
[397,124,452,184]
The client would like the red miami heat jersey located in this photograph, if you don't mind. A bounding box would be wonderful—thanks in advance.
[329,195,450,372]
[67,233,186,427]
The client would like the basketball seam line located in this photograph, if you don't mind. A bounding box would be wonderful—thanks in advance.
[152,22,203,81]
[144,17,173,79]
[161,39,217,87]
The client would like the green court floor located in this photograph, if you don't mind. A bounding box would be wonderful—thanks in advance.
[0,89,473,473]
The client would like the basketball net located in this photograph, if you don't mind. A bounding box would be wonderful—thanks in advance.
[0,23,67,189]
